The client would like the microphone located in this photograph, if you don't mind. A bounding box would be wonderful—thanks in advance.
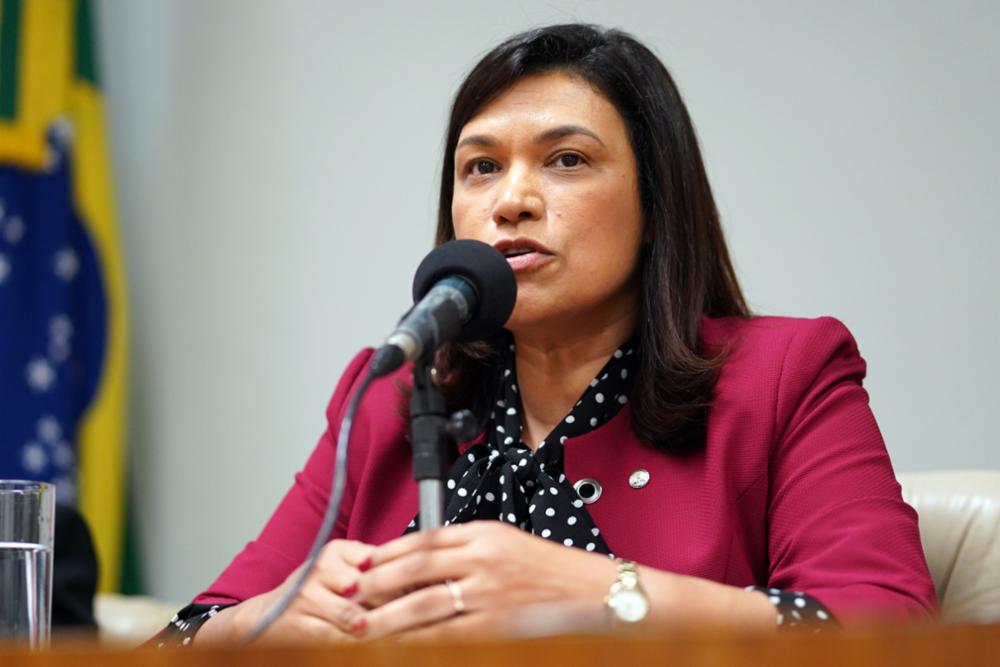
[370,239,517,377]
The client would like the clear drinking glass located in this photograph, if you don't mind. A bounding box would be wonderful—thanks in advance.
[0,480,55,648]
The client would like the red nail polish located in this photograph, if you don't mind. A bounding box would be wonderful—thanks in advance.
[342,581,359,598]
[350,616,368,633]
[358,556,373,572]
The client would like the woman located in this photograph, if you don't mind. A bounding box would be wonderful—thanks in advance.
[158,24,936,645]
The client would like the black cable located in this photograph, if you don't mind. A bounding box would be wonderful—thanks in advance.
[239,366,377,645]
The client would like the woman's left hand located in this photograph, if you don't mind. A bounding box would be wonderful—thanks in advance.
[352,520,617,639]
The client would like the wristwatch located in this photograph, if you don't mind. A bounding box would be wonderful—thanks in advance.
[605,558,650,623]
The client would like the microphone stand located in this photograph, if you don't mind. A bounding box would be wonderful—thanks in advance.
[409,357,477,531]
[409,357,450,530]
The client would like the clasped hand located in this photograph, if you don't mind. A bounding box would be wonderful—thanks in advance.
[238,520,616,643]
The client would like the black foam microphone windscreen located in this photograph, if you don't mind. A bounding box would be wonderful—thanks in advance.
[411,239,517,342]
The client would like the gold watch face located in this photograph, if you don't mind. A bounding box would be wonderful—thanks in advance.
[609,588,650,623]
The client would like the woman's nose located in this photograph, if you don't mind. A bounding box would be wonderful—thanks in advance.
[491,168,544,226]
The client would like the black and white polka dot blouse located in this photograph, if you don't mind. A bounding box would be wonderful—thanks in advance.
[153,604,226,647]
[403,332,635,553]
[747,587,837,629]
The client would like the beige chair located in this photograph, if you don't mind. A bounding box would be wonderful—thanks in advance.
[899,470,1000,623]
[94,593,181,645]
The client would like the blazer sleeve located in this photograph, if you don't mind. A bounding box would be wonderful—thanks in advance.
[192,348,374,606]
[765,317,937,624]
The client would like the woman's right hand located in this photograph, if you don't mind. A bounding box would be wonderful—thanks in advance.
[195,539,376,645]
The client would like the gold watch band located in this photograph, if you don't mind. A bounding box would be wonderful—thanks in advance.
[614,558,640,586]
[606,557,650,623]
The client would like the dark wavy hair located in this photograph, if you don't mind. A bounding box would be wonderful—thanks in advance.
[433,24,752,453]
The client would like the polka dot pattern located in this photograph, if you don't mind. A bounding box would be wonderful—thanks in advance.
[746,586,838,630]
[152,603,229,647]
[405,331,636,557]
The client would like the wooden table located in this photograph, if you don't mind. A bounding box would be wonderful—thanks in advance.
[2,621,998,666]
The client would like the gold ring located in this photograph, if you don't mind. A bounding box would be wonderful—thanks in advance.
[444,579,465,614]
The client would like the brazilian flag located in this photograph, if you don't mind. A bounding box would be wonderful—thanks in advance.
[0,0,134,593]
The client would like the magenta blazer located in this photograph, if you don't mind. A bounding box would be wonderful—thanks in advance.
[194,315,937,624]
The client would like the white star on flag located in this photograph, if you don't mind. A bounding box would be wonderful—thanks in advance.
[21,442,48,474]
[53,247,79,281]
[25,357,57,392]
[37,415,63,442]
[3,215,25,244]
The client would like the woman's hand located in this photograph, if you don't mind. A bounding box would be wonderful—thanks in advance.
[352,521,617,639]
[196,539,376,645]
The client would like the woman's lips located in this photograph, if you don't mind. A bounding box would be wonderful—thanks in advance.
[506,251,554,272]
[492,237,555,272]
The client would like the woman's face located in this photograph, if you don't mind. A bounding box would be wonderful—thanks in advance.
[451,71,645,336]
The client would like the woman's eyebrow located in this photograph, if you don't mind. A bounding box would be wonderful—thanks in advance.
[456,134,498,149]
[535,125,605,147]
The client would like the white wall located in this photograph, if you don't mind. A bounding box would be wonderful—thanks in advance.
[94,0,1000,602]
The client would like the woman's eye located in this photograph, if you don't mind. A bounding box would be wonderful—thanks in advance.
[554,153,583,168]
[470,159,498,175]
